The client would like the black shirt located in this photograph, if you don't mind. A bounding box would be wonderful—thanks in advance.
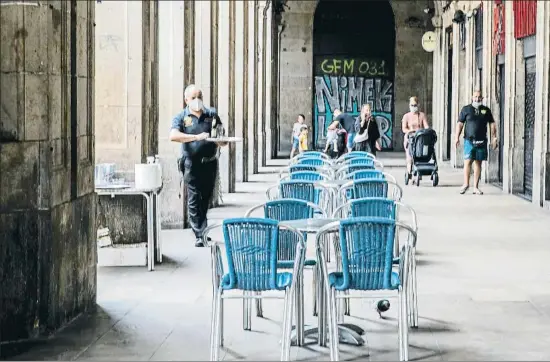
[170,107,220,160]
[458,104,494,141]
[335,113,357,134]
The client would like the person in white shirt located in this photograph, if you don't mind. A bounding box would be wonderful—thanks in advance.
[290,114,306,159]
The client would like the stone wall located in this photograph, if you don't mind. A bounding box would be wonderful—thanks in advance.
[1,1,96,343]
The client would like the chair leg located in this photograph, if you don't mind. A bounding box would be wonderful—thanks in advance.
[412,256,419,328]
[313,266,318,317]
[280,288,294,361]
[220,298,225,347]
[210,290,223,361]
[327,287,340,361]
[399,289,409,361]
[294,273,305,346]
[256,292,264,318]
[344,291,351,316]
[243,291,252,331]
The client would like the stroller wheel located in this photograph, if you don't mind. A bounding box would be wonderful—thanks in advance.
[432,172,439,187]
[416,173,421,187]
[404,172,410,185]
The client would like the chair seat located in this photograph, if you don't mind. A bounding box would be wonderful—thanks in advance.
[221,272,293,291]
[328,271,401,291]
[277,259,316,269]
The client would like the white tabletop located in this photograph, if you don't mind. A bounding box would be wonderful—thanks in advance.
[280,218,340,233]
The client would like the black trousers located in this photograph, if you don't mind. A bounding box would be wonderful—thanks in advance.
[182,159,218,238]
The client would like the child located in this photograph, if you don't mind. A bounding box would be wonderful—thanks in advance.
[290,114,306,158]
[298,125,309,153]
[324,126,339,157]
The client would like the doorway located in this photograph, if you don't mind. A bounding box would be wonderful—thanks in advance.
[523,57,536,200]
[312,0,396,150]
[445,27,453,160]
[498,63,505,185]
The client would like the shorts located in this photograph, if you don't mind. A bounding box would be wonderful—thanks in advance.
[463,139,488,161]
[346,132,356,149]
[292,136,299,149]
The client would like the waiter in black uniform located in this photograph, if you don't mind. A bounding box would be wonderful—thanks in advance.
[170,84,227,247]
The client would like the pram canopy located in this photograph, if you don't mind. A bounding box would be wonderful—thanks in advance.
[409,128,437,163]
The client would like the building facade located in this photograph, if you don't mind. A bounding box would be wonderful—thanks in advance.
[430,0,550,209]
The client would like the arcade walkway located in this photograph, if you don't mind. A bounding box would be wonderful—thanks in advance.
[6,155,550,361]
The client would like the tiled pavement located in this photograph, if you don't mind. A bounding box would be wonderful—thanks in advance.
[6,154,550,361]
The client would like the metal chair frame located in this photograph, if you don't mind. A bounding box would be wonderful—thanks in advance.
[204,219,306,361]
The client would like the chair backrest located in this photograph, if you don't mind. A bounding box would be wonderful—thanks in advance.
[337,217,396,291]
[351,179,389,199]
[296,157,329,167]
[339,151,375,161]
[296,151,327,159]
[289,164,319,173]
[222,218,280,291]
[350,197,396,219]
[279,180,317,203]
[290,171,326,181]
[348,169,384,180]
[336,163,375,179]
[349,157,375,166]
[264,199,313,262]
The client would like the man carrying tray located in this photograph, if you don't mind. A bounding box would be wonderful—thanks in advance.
[169,84,228,247]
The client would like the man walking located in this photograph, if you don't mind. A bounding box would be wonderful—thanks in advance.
[455,90,498,195]
[170,84,228,247]
[328,109,357,152]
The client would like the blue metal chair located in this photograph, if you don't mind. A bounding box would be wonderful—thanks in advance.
[332,198,419,327]
[295,157,332,167]
[245,199,327,322]
[266,180,330,212]
[205,218,306,361]
[335,162,384,179]
[346,170,397,184]
[293,151,330,160]
[336,151,376,163]
[280,164,334,180]
[289,171,330,182]
[339,179,403,202]
[315,217,414,361]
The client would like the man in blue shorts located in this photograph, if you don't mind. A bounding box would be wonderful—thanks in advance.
[328,109,357,152]
[455,90,498,195]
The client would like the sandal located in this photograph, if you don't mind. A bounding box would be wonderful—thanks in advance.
[473,188,484,195]
[459,185,469,194]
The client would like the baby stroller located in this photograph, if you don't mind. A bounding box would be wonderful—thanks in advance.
[325,128,347,159]
[405,128,439,187]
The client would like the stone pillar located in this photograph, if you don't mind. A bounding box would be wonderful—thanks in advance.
[0,1,96,342]
[431,16,446,162]
[234,1,246,182]
[264,5,273,161]
[255,2,264,172]
[142,1,159,162]
[450,19,461,168]
[533,2,550,208]
[158,1,184,228]
[502,0,516,194]
[270,10,280,159]
[217,0,236,193]
[195,1,212,105]
[249,0,259,175]
[242,1,251,182]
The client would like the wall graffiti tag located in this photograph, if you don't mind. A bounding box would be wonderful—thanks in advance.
[313,56,394,149]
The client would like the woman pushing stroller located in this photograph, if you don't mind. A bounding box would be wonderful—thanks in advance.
[402,96,430,175]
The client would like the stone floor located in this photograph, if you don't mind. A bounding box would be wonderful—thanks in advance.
[6,154,550,361]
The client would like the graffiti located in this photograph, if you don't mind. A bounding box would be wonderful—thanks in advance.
[313,57,394,149]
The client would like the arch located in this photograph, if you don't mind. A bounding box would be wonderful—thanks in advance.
[311,0,396,149]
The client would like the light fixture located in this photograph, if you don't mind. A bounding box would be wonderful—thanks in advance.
[452,9,466,23]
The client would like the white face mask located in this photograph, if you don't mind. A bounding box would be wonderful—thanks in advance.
[409,105,418,113]
[189,98,203,112]
[472,101,481,108]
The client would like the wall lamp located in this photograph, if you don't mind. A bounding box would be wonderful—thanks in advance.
[452,9,466,24]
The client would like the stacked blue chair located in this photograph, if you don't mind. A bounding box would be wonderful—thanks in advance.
[206,218,306,361]
[289,171,329,182]
[315,217,414,361]
[339,179,403,202]
[332,197,419,327]
[245,199,326,325]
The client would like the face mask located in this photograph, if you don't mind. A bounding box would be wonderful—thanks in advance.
[472,101,481,108]
[189,98,203,112]
[410,106,418,113]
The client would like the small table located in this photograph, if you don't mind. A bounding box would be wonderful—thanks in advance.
[279,218,365,348]
[95,184,162,271]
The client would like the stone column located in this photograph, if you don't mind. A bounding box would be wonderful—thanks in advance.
[0,1,96,341]
[217,0,236,193]
[234,1,246,182]
[142,0,159,162]
[450,19,461,168]
[158,1,184,228]
[255,2,264,172]
[533,2,550,208]
[431,17,445,162]
[249,1,259,175]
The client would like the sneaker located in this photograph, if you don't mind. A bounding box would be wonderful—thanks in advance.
[459,185,469,194]
[195,238,205,247]
[472,188,484,195]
